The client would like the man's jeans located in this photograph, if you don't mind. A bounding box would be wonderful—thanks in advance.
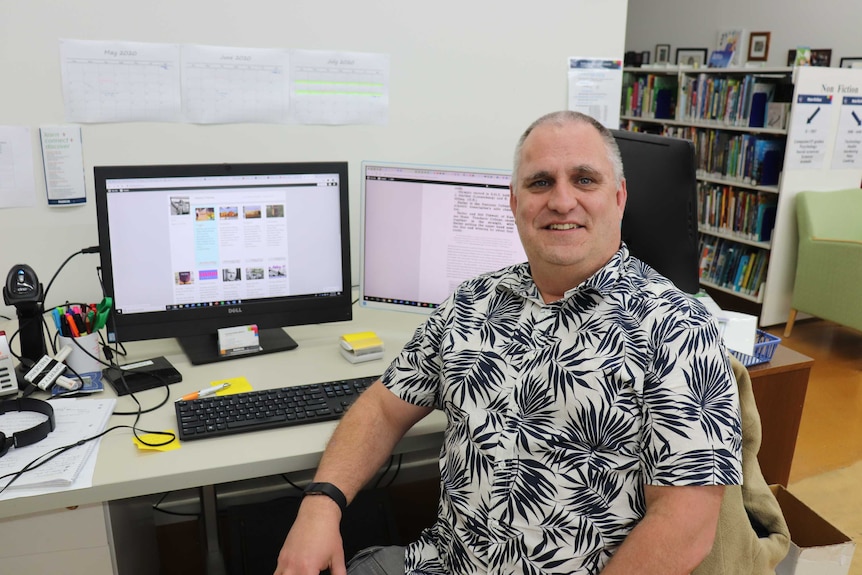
[347,545,405,575]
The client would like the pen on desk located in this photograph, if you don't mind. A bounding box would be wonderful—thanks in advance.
[176,382,231,402]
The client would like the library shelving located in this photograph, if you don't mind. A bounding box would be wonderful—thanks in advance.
[620,65,862,326]
[620,65,793,314]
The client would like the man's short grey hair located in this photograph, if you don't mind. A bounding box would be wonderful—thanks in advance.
[512,111,625,189]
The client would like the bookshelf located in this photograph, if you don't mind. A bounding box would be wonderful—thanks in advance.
[620,65,862,326]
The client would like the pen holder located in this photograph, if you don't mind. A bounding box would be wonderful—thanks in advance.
[58,333,102,375]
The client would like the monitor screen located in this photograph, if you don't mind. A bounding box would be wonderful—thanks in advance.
[359,133,698,315]
[359,162,527,313]
[94,162,352,364]
[611,130,700,294]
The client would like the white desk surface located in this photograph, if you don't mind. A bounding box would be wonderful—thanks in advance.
[0,306,442,520]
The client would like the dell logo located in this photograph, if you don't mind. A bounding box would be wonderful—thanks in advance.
[228,307,243,314]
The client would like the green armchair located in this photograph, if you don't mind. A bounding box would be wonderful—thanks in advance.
[784,188,862,337]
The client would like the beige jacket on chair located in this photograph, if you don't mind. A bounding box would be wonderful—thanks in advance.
[693,355,790,574]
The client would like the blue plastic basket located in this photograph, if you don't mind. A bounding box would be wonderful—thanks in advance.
[730,330,781,367]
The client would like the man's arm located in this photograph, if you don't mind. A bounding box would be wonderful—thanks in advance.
[274,380,432,575]
[600,484,725,575]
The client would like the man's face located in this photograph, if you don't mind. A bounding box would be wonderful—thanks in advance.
[510,121,626,284]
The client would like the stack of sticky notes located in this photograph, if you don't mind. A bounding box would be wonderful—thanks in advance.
[340,331,384,363]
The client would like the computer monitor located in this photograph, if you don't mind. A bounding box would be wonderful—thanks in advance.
[359,162,526,313]
[611,129,700,294]
[359,133,699,315]
[94,162,352,365]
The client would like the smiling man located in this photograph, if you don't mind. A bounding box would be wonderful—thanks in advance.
[274,111,742,575]
[509,112,627,302]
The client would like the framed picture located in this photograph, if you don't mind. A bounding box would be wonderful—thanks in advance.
[811,49,832,67]
[676,48,708,67]
[640,50,650,65]
[748,32,771,62]
[655,44,671,64]
[787,48,809,66]
[716,29,746,66]
[840,57,862,69]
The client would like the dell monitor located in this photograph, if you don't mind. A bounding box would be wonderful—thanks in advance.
[611,129,700,294]
[359,162,527,313]
[94,162,352,365]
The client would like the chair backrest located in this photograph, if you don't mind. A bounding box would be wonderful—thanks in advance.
[692,355,790,575]
[797,189,862,242]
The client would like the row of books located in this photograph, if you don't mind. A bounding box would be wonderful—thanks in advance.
[697,182,778,242]
[662,126,784,186]
[680,73,791,127]
[699,236,770,297]
[621,73,677,119]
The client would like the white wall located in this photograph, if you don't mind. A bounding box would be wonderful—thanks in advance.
[625,0,861,68]
[0,0,628,321]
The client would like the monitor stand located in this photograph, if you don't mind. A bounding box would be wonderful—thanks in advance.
[178,328,298,366]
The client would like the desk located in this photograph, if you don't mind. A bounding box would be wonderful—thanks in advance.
[0,312,812,573]
[747,344,814,486]
[0,307,432,575]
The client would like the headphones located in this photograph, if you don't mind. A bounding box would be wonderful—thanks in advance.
[0,398,55,457]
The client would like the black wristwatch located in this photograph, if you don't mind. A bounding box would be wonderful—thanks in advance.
[303,481,348,514]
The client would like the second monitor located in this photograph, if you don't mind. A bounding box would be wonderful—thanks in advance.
[360,132,699,315]
[360,162,526,313]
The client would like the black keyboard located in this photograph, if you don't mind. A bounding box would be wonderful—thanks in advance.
[175,375,379,441]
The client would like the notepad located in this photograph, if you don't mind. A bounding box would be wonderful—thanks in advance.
[340,331,384,363]
[0,398,115,492]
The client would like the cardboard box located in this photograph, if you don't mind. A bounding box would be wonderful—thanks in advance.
[772,485,856,575]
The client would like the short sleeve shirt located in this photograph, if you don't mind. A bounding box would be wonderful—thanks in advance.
[382,246,742,575]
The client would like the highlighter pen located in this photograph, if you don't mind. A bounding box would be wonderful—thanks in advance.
[65,313,80,337]
[176,382,231,402]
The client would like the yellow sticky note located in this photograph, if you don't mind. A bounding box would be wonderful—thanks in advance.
[133,431,181,451]
[340,331,383,351]
[212,376,253,395]
[342,331,378,343]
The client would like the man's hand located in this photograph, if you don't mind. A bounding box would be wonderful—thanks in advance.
[273,496,346,575]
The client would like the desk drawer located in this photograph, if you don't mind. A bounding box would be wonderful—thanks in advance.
[0,503,110,555]
[0,503,114,574]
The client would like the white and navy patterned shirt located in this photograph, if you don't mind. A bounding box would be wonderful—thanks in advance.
[382,245,742,575]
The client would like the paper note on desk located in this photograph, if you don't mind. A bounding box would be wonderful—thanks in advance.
[214,376,252,395]
[0,398,115,494]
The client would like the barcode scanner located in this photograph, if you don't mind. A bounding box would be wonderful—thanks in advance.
[3,264,47,388]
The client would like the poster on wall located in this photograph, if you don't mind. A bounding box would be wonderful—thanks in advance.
[786,94,833,170]
[60,39,183,123]
[39,125,86,206]
[0,125,37,208]
[567,57,623,129]
[832,96,862,169]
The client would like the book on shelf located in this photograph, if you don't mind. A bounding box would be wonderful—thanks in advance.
[698,235,768,296]
[733,254,750,291]
[748,79,777,127]
[746,251,769,296]
[708,49,734,69]
[751,139,784,186]
[699,242,716,277]
[717,29,747,67]
[755,197,778,242]
[740,253,756,291]
[623,73,677,119]
[767,102,789,130]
